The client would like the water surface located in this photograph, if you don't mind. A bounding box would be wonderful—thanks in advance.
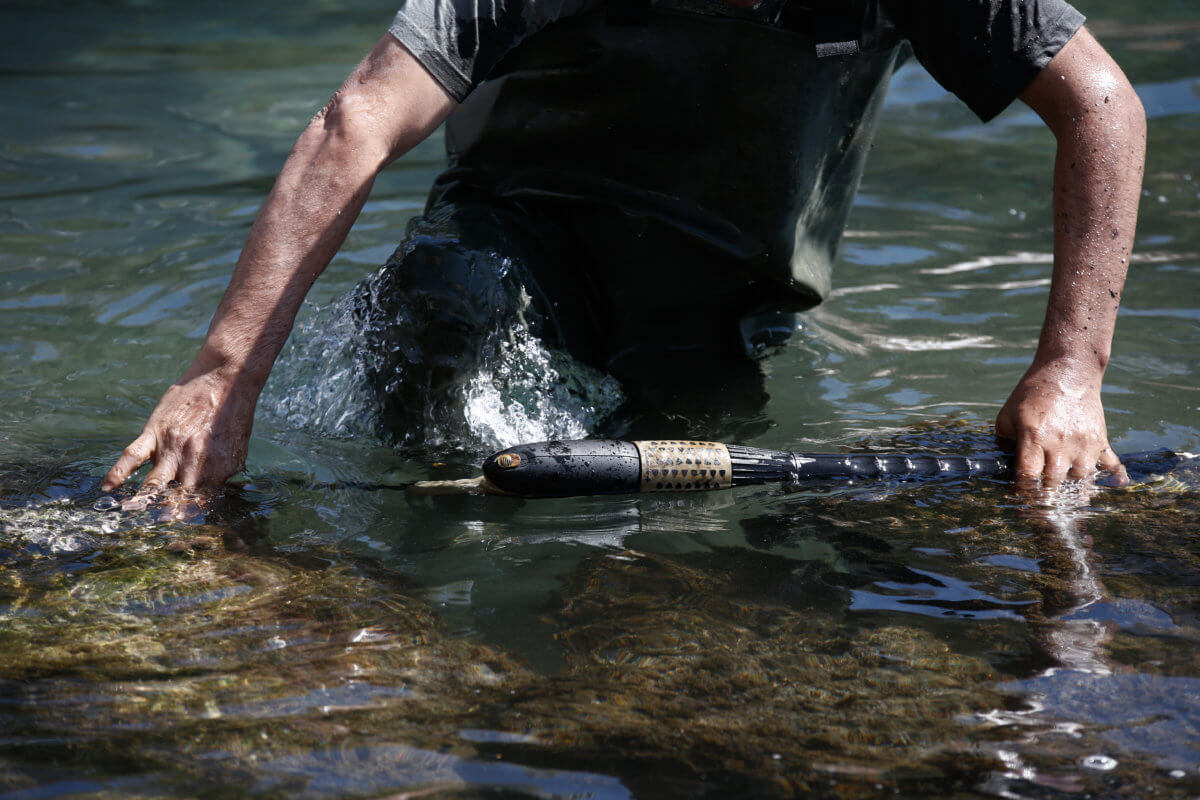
[2,1,1199,798]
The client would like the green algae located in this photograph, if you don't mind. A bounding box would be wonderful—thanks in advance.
[2,436,1199,798]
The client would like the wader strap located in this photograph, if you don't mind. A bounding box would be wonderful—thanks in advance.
[779,0,864,57]
[607,0,651,26]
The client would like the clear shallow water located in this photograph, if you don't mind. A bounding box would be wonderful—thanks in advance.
[2,1,1200,798]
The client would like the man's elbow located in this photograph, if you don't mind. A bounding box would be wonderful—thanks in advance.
[1024,28,1146,147]
[298,88,395,175]
[1074,70,1147,168]
[1110,76,1147,143]
[1078,64,1146,141]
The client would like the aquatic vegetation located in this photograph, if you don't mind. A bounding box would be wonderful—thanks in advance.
[0,506,537,795]
[3,443,1199,797]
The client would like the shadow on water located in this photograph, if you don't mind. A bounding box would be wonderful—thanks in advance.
[2,430,1200,799]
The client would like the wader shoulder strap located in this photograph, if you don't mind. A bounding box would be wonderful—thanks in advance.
[778,0,870,56]
[607,0,651,25]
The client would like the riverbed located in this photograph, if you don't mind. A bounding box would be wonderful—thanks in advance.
[2,2,1199,798]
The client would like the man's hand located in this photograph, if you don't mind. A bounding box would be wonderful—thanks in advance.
[1007,27,1145,486]
[102,357,254,491]
[996,356,1125,488]
[102,35,455,493]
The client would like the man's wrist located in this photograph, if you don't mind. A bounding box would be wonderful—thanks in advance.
[1021,350,1108,395]
[189,337,273,390]
[1032,336,1110,374]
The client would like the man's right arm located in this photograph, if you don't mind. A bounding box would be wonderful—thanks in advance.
[102,35,456,492]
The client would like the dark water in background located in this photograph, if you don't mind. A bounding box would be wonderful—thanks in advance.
[2,1,1199,798]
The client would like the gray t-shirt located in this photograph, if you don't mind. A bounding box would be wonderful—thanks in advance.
[386,0,1086,335]
[390,0,1086,121]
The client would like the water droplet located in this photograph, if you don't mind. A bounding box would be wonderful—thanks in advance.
[1081,754,1118,771]
[92,496,119,512]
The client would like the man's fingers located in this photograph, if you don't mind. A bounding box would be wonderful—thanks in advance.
[101,435,155,491]
[1098,446,1129,486]
[175,439,213,489]
[1042,452,1069,489]
[1013,435,1045,490]
[1097,446,1122,472]
[175,460,202,490]
[1067,452,1097,481]
[141,453,180,493]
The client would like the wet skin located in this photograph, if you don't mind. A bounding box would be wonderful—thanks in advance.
[999,28,1145,489]
[101,37,458,493]
[102,27,1145,496]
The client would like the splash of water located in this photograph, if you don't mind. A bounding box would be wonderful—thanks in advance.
[462,319,624,450]
[263,286,623,455]
[262,292,381,440]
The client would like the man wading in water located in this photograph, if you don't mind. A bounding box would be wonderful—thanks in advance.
[102,0,1146,493]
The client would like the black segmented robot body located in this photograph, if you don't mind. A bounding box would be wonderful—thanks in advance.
[482,438,1013,498]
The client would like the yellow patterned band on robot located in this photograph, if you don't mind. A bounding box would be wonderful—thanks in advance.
[633,440,732,492]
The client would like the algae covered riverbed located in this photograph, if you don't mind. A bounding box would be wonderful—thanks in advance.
[2,1,1200,797]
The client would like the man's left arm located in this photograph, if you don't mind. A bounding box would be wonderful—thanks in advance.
[996,27,1146,486]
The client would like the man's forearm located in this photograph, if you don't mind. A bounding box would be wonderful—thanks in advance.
[103,36,456,491]
[998,27,1145,484]
[1031,34,1146,378]
[196,112,386,391]
[191,36,456,395]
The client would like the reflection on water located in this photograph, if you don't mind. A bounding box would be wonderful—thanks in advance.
[3,0,1200,798]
